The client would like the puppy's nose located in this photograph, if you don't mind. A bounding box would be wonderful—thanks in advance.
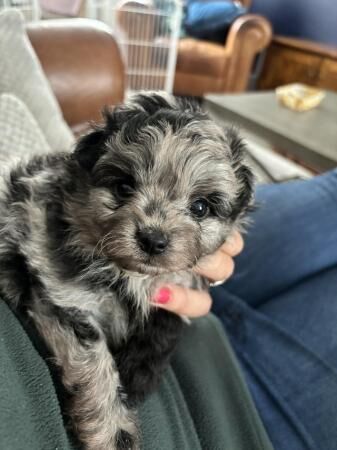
[136,228,169,255]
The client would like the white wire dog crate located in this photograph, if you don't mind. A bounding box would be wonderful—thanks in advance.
[0,0,40,21]
[86,0,182,94]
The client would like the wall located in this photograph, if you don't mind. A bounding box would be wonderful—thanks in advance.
[251,0,337,46]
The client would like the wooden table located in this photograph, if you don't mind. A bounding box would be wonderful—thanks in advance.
[204,91,337,172]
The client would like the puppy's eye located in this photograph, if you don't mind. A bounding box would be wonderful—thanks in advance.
[115,182,134,199]
[190,199,209,219]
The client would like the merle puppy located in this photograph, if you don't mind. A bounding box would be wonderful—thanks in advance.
[0,92,253,449]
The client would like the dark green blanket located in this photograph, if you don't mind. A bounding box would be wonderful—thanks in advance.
[0,300,273,450]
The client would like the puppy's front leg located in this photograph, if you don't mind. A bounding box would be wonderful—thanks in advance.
[115,308,183,405]
[30,308,139,450]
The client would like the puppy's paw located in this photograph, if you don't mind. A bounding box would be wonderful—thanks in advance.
[115,429,139,450]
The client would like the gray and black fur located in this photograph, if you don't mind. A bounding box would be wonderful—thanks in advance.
[0,92,253,449]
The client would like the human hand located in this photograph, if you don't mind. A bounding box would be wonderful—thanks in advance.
[151,230,244,318]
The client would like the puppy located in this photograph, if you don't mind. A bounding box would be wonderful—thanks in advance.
[0,92,253,449]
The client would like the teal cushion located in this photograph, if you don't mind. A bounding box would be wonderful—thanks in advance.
[0,300,73,450]
[0,300,273,450]
[140,314,273,450]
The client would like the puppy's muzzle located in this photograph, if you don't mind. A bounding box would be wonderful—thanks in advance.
[136,228,169,256]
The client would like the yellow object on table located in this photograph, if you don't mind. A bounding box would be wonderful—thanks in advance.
[275,83,325,112]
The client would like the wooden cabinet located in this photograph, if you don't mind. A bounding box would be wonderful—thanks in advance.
[320,59,337,91]
[258,36,337,92]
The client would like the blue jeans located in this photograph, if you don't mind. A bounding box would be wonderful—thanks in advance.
[211,170,337,450]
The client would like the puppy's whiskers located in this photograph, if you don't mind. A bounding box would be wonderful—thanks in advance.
[91,229,115,261]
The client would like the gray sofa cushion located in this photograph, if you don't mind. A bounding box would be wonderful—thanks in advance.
[0,93,52,166]
[0,9,74,153]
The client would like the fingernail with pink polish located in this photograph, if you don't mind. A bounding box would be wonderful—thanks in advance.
[153,287,171,304]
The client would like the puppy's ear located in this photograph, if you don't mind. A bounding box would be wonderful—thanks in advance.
[73,107,120,171]
[226,128,255,218]
[73,127,108,171]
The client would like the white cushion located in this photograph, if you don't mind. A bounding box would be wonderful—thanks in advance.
[0,9,75,152]
[0,93,52,167]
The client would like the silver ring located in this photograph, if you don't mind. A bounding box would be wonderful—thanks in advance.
[209,279,226,287]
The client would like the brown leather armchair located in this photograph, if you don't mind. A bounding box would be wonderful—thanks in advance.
[26,18,125,135]
[174,0,272,96]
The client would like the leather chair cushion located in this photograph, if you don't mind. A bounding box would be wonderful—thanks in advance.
[27,19,124,131]
[176,38,229,78]
[174,72,226,97]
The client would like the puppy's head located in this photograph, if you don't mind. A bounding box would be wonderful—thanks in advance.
[72,92,254,275]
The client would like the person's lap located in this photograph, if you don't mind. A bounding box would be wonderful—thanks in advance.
[211,169,337,450]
